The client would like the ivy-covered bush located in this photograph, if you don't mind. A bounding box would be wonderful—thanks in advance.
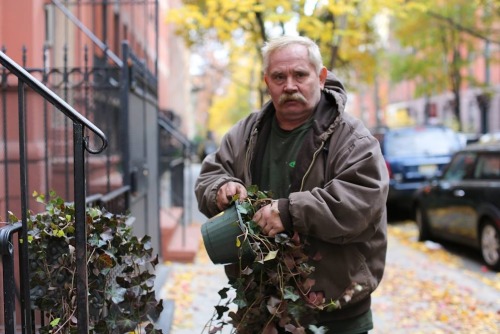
[9,191,163,333]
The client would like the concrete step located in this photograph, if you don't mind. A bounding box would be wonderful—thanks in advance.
[163,224,201,263]
[160,207,184,261]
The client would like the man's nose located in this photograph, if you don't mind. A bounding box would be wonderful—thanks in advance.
[284,77,298,92]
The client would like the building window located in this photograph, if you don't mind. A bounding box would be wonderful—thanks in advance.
[44,4,55,47]
[425,102,437,118]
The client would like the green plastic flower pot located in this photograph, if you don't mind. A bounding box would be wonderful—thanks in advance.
[201,204,254,265]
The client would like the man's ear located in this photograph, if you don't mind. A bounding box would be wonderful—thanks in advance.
[319,67,327,88]
[264,74,270,87]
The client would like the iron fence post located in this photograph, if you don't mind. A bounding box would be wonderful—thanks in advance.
[17,81,33,333]
[74,123,89,333]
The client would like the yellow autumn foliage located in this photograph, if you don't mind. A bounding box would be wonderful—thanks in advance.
[165,0,445,134]
[207,44,262,138]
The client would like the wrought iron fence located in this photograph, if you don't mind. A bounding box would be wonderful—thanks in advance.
[0,45,124,216]
[0,50,107,333]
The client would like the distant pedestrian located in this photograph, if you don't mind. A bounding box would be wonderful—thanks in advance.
[195,35,389,333]
[198,130,218,162]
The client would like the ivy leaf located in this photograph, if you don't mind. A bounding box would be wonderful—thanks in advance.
[266,296,281,315]
[246,220,261,235]
[324,299,341,311]
[308,325,329,334]
[88,233,106,247]
[274,233,290,244]
[115,316,138,332]
[218,287,230,299]
[257,190,269,199]
[145,323,164,334]
[100,228,114,242]
[283,286,300,302]
[241,267,253,275]
[7,211,18,223]
[236,203,248,215]
[107,285,128,304]
[96,253,114,271]
[246,184,259,196]
[88,207,101,219]
[215,305,229,319]
[302,278,316,292]
[263,250,278,261]
[50,318,61,327]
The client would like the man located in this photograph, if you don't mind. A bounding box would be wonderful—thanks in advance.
[195,35,389,334]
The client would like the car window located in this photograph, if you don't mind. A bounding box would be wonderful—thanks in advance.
[443,152,477,181]
[475,154,500,180]
[385,128,461,157]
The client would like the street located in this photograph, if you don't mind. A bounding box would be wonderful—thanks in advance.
[372,221,499,333]
[159,163,500,333]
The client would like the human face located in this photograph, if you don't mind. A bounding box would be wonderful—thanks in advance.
[264,44,327,130]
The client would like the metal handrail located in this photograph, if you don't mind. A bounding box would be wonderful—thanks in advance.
[51,0,123,67]
[0,50,108,153]
[158,116,191,149]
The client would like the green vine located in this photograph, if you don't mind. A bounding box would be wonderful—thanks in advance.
[8,191,163,334]
[205,185,361,334]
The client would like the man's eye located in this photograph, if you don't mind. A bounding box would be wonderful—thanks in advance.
[273,75,285,82]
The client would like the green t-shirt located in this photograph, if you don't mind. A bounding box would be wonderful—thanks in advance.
[260,116,313,198]
[318,310,373,334]
[275,310,373,333]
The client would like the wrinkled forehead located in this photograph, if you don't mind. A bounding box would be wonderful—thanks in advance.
[266,45,315,73]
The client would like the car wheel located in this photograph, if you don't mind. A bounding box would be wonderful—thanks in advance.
[480,220,500,271]
[415,205,431,241]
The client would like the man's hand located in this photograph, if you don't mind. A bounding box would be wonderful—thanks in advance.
[216,181,247,211]
[253,200,284,237]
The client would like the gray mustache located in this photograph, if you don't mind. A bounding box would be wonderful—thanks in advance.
[279,93,307,105]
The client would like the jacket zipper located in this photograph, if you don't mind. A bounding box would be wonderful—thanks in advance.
[245,127,259,181]
[300,140,326,191]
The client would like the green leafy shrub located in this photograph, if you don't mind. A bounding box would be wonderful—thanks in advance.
[9,191,163,333]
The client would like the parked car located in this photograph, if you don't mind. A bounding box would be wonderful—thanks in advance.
[372,125,463,213]
[413,142,500,271]
[479,131,500,144]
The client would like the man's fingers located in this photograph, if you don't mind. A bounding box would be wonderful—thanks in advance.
[233,183,247,200]
[216,182,249,211]
[252,204,285,236]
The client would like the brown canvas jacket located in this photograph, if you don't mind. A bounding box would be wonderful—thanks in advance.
[195,72,389,320]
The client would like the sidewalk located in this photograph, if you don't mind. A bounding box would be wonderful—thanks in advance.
[156,232,231,334]
[155,222,500,334]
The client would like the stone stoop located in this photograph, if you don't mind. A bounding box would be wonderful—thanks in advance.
[153,265,175,333]
[160,207,201,263]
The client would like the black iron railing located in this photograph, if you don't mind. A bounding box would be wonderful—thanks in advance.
[0,50,107,333]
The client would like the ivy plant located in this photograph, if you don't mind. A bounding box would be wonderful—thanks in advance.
[205,185,362,334]
[9,191,163,334]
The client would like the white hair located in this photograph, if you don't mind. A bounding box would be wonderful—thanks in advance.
[261,35,324,74]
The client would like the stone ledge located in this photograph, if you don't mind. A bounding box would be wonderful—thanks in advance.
[163,224,201,263]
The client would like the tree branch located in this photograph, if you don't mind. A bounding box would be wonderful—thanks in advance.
[426,10,500,45]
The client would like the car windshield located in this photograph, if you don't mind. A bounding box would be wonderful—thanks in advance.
[443,152,477,181]
[385,128,461,157]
